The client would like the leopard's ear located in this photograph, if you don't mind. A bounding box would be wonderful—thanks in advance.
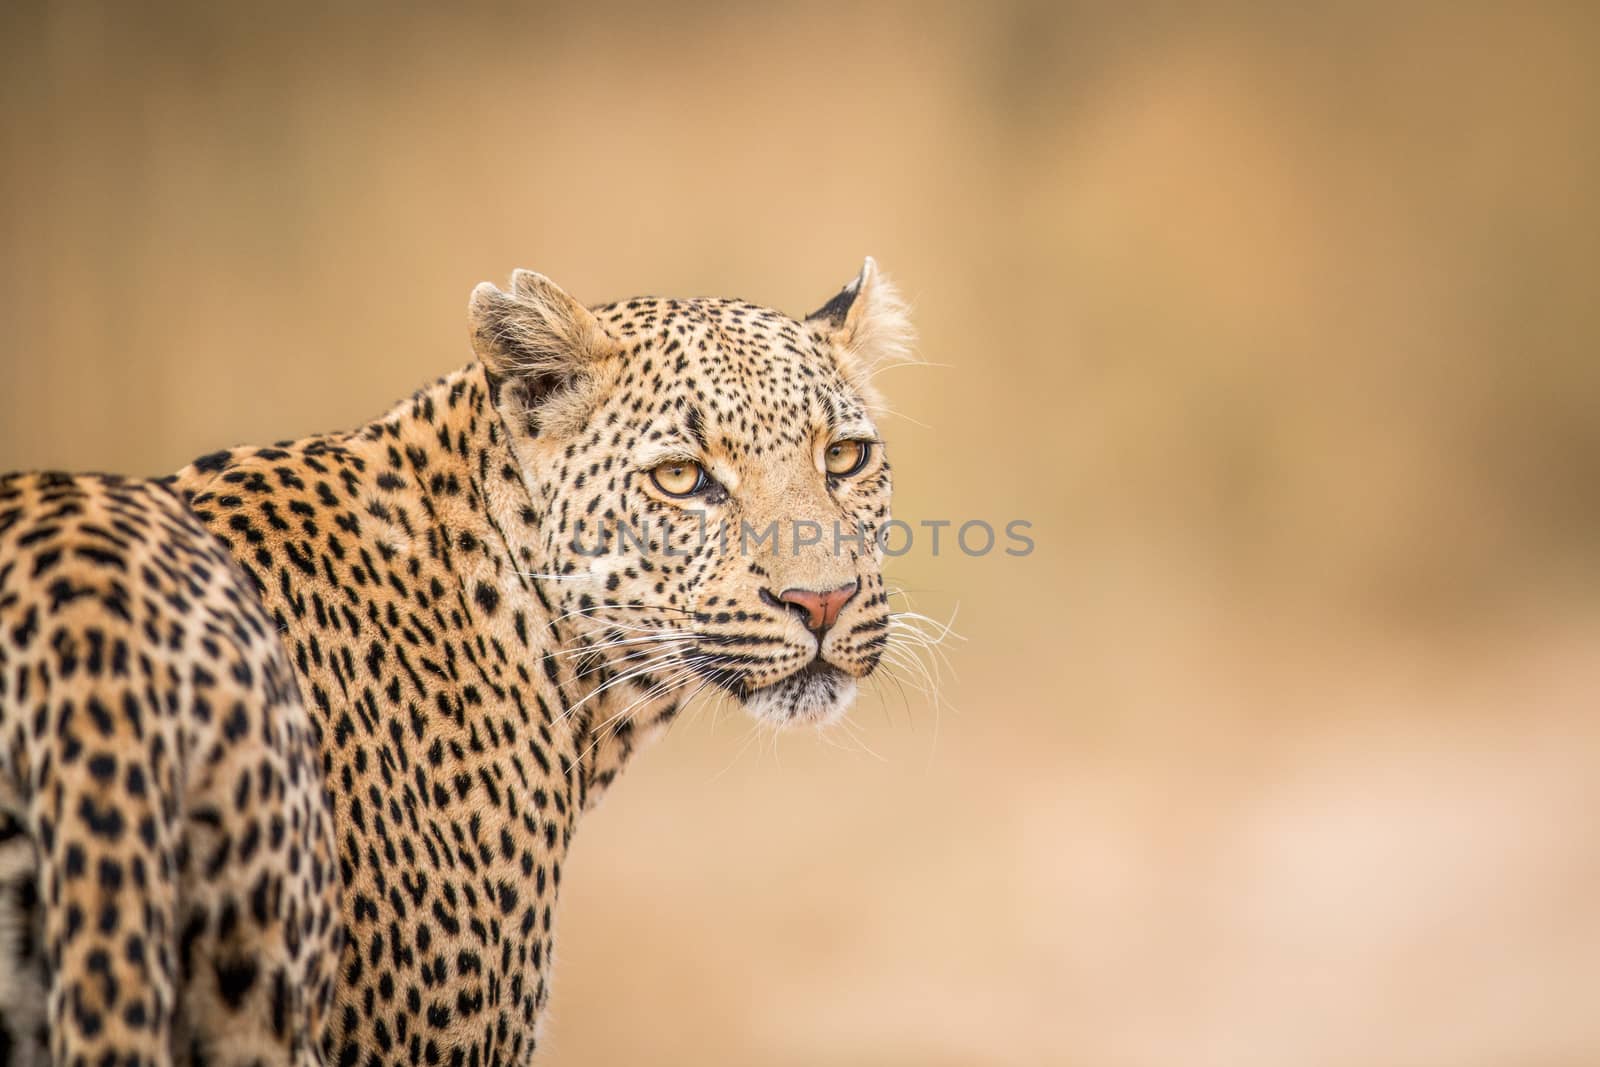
[468,270,617,397]
[806,257,915,402]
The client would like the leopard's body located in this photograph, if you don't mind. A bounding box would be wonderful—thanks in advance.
[0,262,910,1064]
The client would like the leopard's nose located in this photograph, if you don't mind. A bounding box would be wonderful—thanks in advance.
[771,581,859,636]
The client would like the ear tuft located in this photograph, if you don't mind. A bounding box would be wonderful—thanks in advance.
[807,257,873,327]
[808,258,916,404]
[468,271,617,391]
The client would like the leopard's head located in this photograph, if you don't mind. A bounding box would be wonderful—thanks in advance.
[470,261,912,726]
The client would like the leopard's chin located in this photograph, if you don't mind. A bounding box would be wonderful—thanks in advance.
[743,660,858,726]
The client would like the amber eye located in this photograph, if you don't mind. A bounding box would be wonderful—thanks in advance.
[824,439,871,477]
[650,460,705,497]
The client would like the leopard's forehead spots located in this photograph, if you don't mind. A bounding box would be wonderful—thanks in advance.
[591,297,870,464]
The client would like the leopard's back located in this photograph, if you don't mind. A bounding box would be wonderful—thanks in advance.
[0,472,342,1067]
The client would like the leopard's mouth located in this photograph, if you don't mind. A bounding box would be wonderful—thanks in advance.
[685,643,861,724]
[740,656,857,725]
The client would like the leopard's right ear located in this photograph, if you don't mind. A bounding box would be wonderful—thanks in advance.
[468,270,618,397]
[806,257,916,415]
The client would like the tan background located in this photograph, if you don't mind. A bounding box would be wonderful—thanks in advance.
[4,3,1600,1064]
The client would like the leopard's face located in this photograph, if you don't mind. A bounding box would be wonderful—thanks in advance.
[473,261,912,726]
[553,299,893,725]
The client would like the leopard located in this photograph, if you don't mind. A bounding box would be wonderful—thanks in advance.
[0,259,911,1065]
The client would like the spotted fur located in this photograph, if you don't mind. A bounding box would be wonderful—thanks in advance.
[0,261,910,1064]
[0,474,341,1067]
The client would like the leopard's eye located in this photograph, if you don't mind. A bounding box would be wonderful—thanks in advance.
[650,460,705,497]
[824,439,871,477]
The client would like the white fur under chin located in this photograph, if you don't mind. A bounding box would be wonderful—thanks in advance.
[744,671,858,727]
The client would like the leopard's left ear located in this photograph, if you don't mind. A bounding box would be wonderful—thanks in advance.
[806,257,915,402]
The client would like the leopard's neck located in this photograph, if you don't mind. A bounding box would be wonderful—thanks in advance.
[167,361,664,810]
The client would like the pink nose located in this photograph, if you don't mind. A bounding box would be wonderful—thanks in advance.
[776,582,858,634]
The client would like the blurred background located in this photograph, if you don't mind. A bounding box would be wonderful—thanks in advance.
[4,3,1599,1064]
